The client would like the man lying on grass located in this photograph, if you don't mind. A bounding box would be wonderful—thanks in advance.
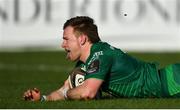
[23,16,180,101]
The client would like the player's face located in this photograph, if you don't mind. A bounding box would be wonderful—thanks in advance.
[61,26,81,61]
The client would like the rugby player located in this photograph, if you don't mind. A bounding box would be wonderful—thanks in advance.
[23,16,180,101]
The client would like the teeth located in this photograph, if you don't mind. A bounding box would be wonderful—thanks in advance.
[65,49,70,59]
[65,49,70,53]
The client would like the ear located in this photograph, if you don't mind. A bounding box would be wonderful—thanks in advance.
[78,34,86,46]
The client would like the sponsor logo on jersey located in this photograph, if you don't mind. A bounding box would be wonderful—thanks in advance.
[87,60,99,74]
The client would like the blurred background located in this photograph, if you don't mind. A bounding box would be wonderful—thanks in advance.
[0,0,179,52]
[0,0,180,108]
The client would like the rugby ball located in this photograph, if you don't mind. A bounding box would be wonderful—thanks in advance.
[68,67,86,88]
[68,67,102,99]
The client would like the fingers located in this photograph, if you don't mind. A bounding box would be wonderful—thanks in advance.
[23,89,33,101]
[23,88,40,101]
[33,88,39,93]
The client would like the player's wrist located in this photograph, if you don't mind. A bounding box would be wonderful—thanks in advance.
[62,88,68,99]
[40,95,47,101]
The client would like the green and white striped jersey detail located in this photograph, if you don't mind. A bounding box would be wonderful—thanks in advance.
[163,64,180,96]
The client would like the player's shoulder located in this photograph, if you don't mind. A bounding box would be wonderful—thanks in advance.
[92,41,123,56]
[86,42,114,65]
[92,42,112,53]
[93,41,110,49]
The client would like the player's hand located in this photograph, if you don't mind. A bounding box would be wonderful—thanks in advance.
[23,88,41,101]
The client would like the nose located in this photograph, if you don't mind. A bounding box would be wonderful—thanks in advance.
[61,40,66,48]
[61,42,64,48]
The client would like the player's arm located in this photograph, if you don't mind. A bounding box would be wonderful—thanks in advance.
[23,79,70,101]
[66,78,103,100]
[45,79,70,101]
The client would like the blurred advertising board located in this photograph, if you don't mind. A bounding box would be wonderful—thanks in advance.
[0,0,180,52]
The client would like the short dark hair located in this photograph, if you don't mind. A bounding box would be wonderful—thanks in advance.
[63,16,101,43]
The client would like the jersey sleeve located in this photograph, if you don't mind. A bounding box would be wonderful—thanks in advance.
[85,54,112,81]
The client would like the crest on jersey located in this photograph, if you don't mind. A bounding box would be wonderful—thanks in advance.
[87,60,99,74]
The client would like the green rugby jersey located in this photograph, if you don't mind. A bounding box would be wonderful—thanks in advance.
[76,41,162,98]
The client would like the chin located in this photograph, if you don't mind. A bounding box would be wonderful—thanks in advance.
[67,55,80,62]
[69,59,75,61]
[68,57,77,62]
[72,57,80,62]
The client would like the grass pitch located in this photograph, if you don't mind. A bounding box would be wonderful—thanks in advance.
[0,51,180,109]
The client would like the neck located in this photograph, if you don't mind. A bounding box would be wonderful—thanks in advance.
[79,42,92,63]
